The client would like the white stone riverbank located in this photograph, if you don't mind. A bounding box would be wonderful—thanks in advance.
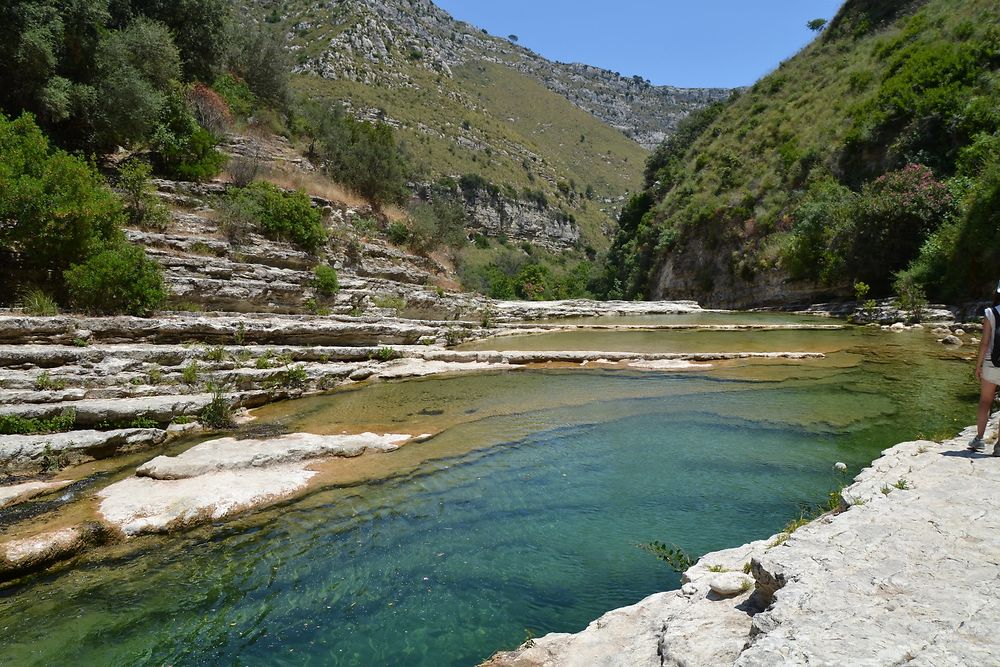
[487,424,1000,666]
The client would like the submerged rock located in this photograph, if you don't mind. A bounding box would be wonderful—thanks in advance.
[0,522,111,579]
[0,480,72,509]
[99,431,420,535]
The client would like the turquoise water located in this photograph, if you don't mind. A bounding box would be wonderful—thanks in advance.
[0,323,976,666]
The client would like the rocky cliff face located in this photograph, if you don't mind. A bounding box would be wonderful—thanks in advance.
[270,0,729,149]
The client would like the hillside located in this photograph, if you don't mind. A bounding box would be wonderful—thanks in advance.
[606,0,1000,307]
[251,0,729,249]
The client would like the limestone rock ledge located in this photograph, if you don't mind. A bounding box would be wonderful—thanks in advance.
[98,432,419,535]
[487,426,1000,666]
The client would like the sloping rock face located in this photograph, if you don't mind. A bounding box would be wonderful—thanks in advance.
[488,426,1000,666]
[461,187,580,251]
[284,0,729,149]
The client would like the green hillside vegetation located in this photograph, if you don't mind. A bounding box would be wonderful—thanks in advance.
[293,59,645,247]
[606,0,1000,305]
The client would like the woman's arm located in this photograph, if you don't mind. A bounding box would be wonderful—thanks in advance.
[977,316,992,381]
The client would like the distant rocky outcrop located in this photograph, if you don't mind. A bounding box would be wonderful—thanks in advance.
[275,0,729,149]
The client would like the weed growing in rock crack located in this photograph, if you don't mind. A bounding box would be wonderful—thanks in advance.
[283,364,308,388]
[170,415,195,425]
[639,541,695,573]
[880,485,893,496]
[372,295,406,312]
[769,533,789,548]
[827,489,845,512]
[305,298,332,316]
[480,307,495,328]
[182,360,200,385]
[853,498,867,506]
[41,444,69,472]
[130,377,143,386]
[34,372,67,391]
[0,409,76,435]
[707,564,728,573]
[743,562,752,574]
[371,347,396,362]
[783,514,811,534]
[444,328,466,346]
[256,352,274,369]
[739,579,754,594]
[313,264,339,296]
[234,321,248,346]
[203,345,227,362]
[200,385,234,429]
[72,337,89,347]
[147,367,163,385]
[894,478,910,490]
[235,350,253,363]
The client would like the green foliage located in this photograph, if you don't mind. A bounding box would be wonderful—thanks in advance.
[892,272,928,322]
[223,182,327,252]
[117,160,170,230]
[387,221,411,245]
[19,287,58,315]
[182,359,200,385]
[0,0,232,152]
[34,371,66,391]
[313,264,339,296]
[64,242,165,316]
[807,18,828,32]
[405,199,467,256]
[199,385,234,429]
[150,90,226,181]
[639,541,695,574]
[225,23,291,110]
[0,113,123,274]
[308,106,408,206]
[0,408,75,435]
[212,73,256,118]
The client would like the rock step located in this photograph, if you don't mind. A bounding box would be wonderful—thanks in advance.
[0,314,444,346]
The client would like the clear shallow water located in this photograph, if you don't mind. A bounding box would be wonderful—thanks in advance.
[0,320,976,666]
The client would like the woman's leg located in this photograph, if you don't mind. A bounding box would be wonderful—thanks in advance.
[977,379,997,438]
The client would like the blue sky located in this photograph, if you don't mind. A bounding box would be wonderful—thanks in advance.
[433,1,846,88]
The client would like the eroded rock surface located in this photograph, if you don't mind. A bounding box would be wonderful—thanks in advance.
[99,431,419,535]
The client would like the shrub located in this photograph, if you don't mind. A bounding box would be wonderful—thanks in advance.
[182,360,200,385]
[117,160,170,230]
[515,264,552,300]
[151,90,226,182]
[387,221,410,245]
[639,541,695,574]
[200,386,234,429]
[212,73,257,118]
[847,164,954,289]
[0,113,123,273]
[64,243,165,316]
[19,288,58,316]
[313,264,339,296]
[185,82,232,137]
[223,182,327,252]
[0,408,75,435]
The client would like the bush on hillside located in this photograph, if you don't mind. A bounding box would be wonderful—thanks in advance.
[0,113,123,273]
[308,105,408,207]
[222,182,327,252]
[117,160,170,230]
[313,264,339,296]
[150,91,227,181]
[845,164,954,289]
[64,242,166,316]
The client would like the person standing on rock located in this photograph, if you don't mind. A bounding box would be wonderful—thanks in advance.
[970,280,1000,455]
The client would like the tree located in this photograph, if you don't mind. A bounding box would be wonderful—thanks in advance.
[807,18,828,32]
[0,112,123,274]
[64,243,165,316]
[508,34,519,42]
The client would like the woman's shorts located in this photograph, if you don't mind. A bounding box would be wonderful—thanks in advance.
[983,362,1000,385]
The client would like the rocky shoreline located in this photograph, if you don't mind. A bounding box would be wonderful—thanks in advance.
[486,424,1000,666]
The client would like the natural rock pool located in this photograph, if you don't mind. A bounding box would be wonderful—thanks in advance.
[0,315,975,665]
